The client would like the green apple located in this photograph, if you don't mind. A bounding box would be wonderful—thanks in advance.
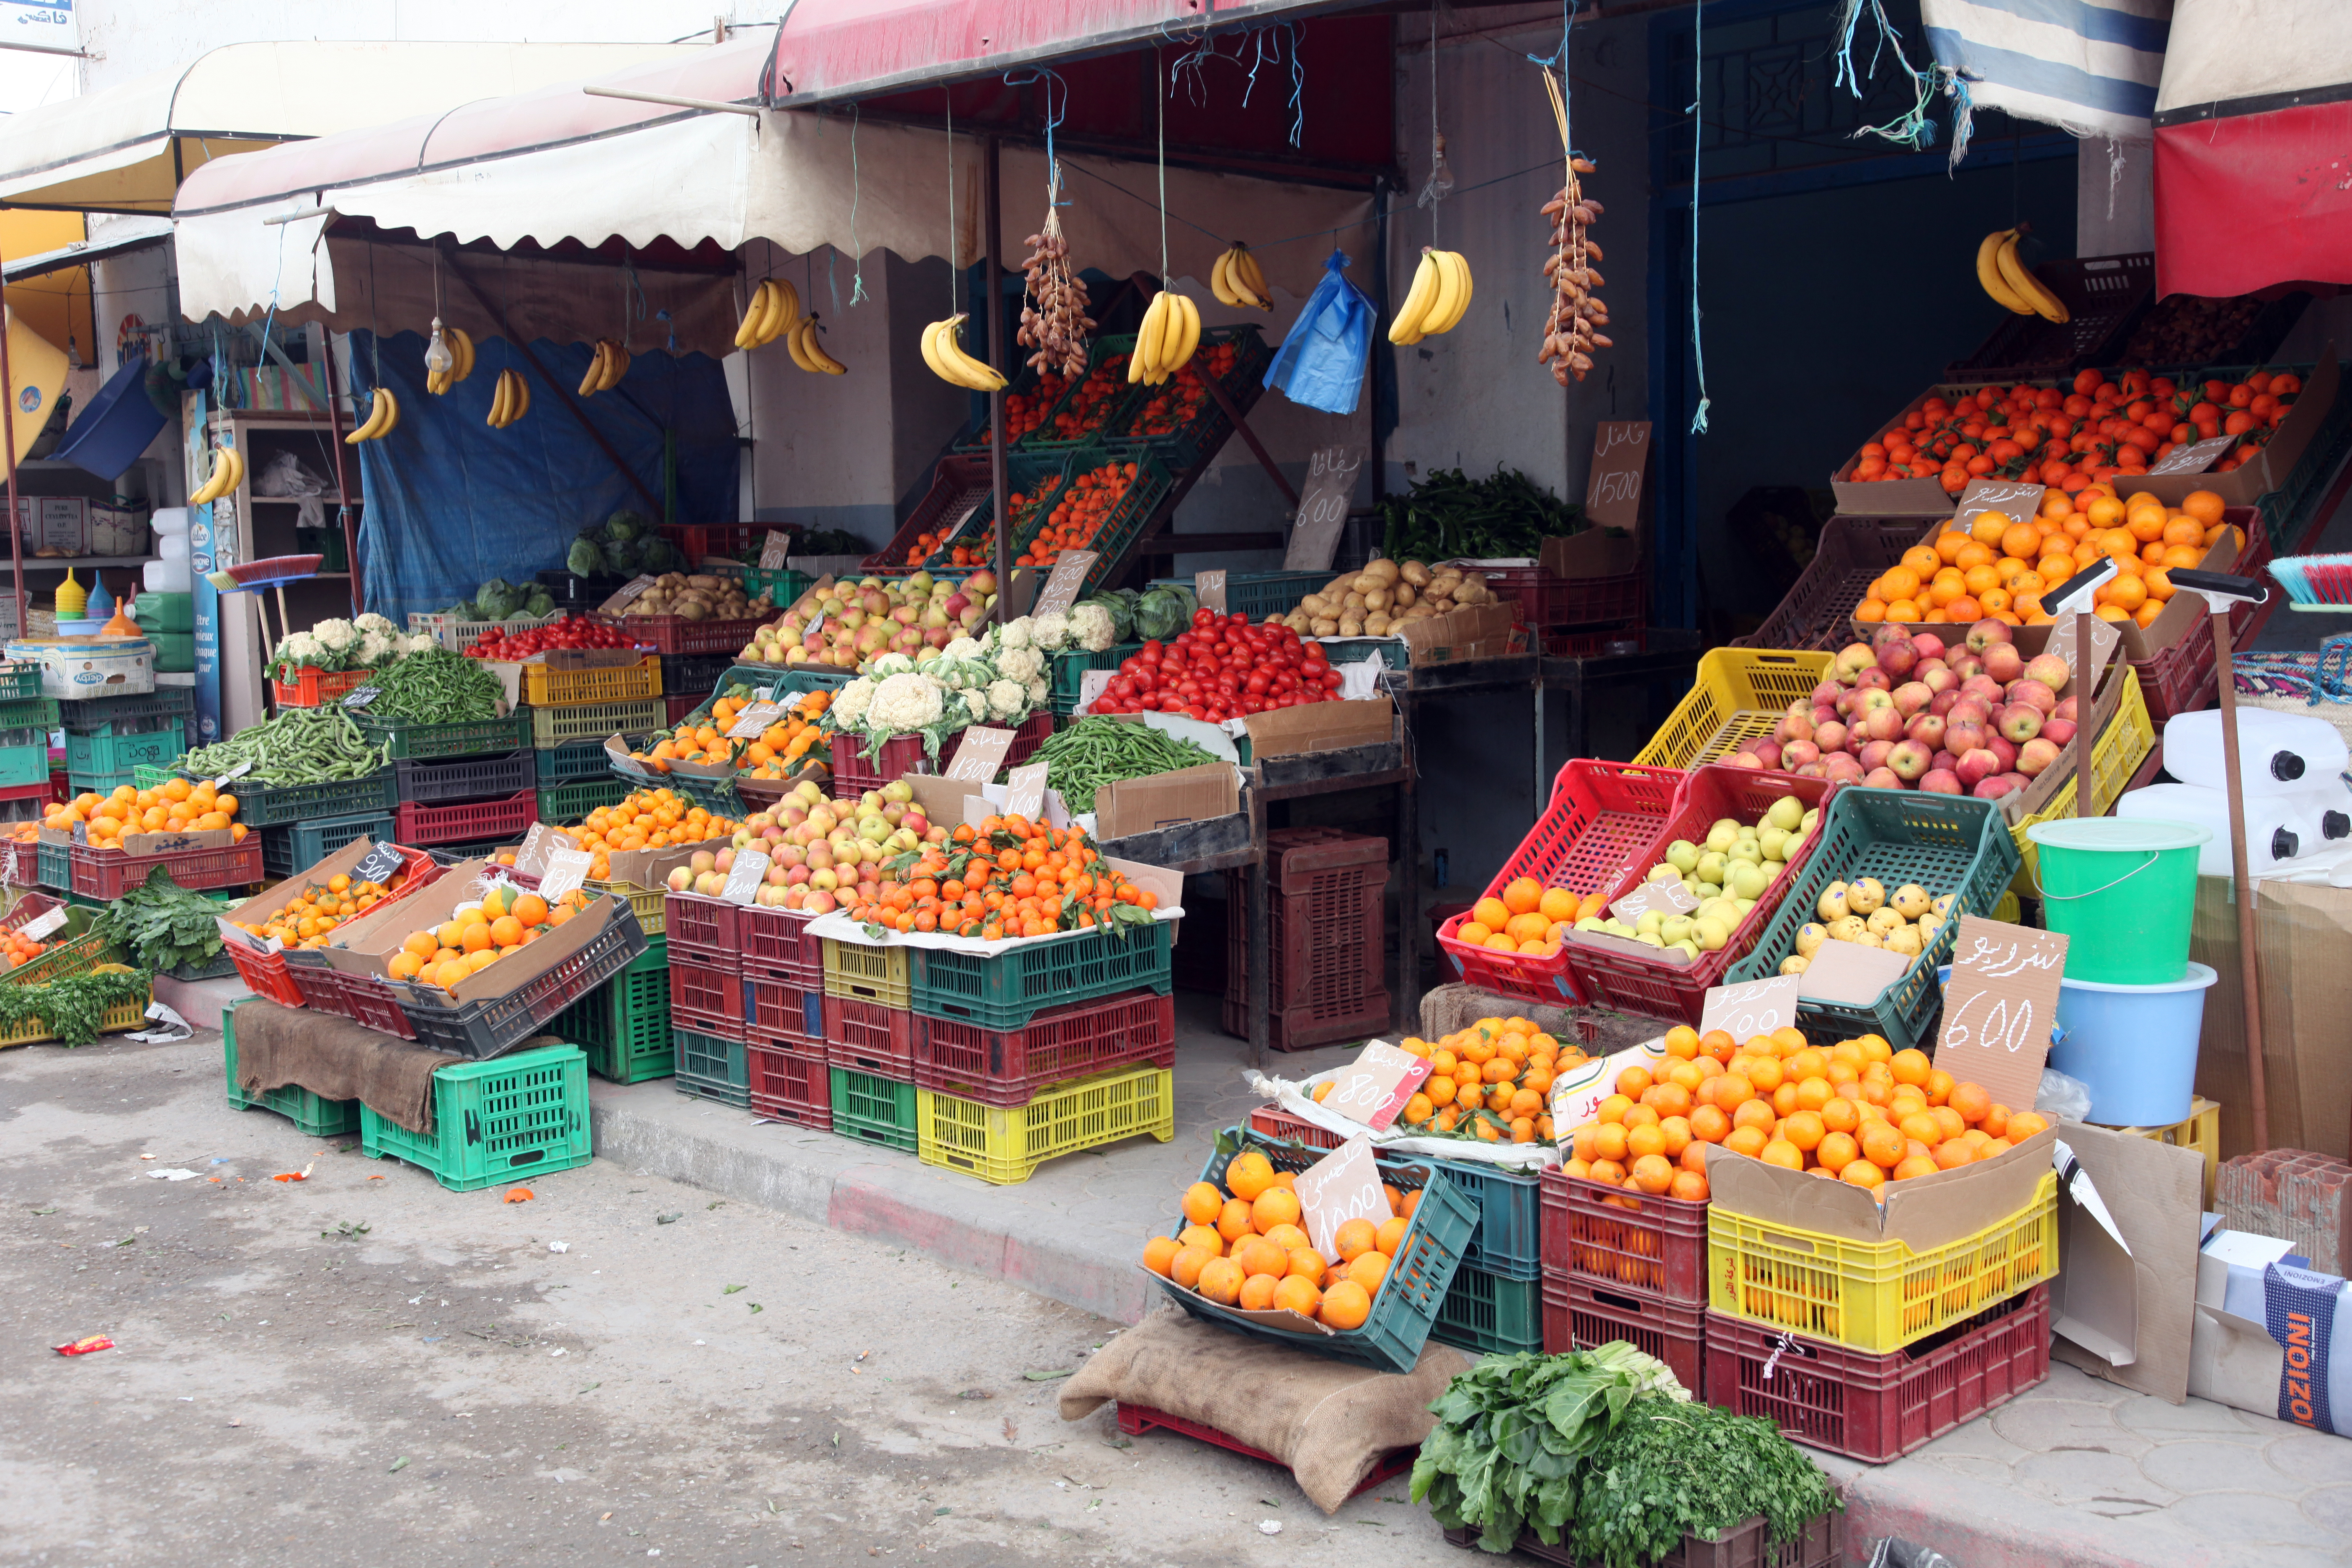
[1635,910,1664,937]
[1726,838,1763,867]
[1728,861,1769,900]
[1660,913,1694,946]
[1648,862,1681,884]
[1672,939,1702,962]
[1574,916,1607,932]
[1691,915,1728,952]
[1696,851,1728,887]
[1696,881,1722,901]
[1666,840,1701,874]
[1635,931,1666,947]
[1767,794,1805,833]
[1705,820,1740,854]
[1758,825,1790,862]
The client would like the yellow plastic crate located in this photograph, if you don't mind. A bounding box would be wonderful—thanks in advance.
[1633,648,1833,769]
[586,878,667,938]
[822,935,911,1008]
[2102,1096,2220,1210]
[523,653,663,706]
[2009,667,2156,897]
[918,1064,1175,1185]
[1707,1169,2058,1353]
[0,989,150,1048]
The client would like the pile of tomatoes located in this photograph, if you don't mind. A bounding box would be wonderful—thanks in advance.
[1084,609,1348,722]
[1125,343,1240,437]
[1013,459,1140,570]
[463,615,646,659]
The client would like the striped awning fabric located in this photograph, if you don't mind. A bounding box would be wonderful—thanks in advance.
[1920,0,2173,147]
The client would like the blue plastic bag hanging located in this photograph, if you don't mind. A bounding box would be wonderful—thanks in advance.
[1264,250,1374,415]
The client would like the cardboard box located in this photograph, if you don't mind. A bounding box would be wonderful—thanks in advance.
[2191,876,2352,1161]
[1396,601,1520,668]
[2187,1229,2352,1434]
[218,835,403,952]
[36,497,84,555]
[39,823,233,854]
[2047,1121,2205,1403]
[1093,762,1242,843]
[1704,1124,2058,1254]
[1240,694,1396,763]
[1541,527,1640,581]
[319,856,635,1008]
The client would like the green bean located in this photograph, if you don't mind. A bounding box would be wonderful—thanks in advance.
[358,649,503,725]
[1035,717,1219,812]
[173,706,389,786]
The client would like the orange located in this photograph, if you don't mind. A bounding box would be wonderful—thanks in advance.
[1890,1048,1930,1086]
[2182,489,2225,525]
[1841,1159,1886,1193]
[1671,1171,1710,1203]
[1376,1215,1410,1256]
[1287,1247,1328,1281]
[1225,1152,1276,1202]
[1271,1276,1321,1318]
[1723,1126,1769,1159]
[1592,1123,1630,1163]
[1181,1181,1225,1226]
[1933,1140,1977,1171]
[1820,1097,1859,1135]
[1780,1110,1825,1152]
[1893,1155,1940,1182]
[1237,1274,1282,1311]
[1196,1258,1245,1305]
[1319,1280,1371,1331]
[1861,1122,1907,1170]
[1231,1236,1287,1279]
[1334,1218,1377,1264]
[1346,1251,1391,1292]
[1688,1104,1730,1144]
[1947,1082,1991,1124]
[1760,1139,1805,1172]
[1815,1131,1859,1174]
[1217,1199,1256,1242]
[1471,896,1511,931]
[1969,511,2010,546]
[1251,1187,1302,1233]
[1169,1246,1211,1289]
[489,915,524,948]
[1501,877,1544,916]
[1261,1223,1309,1253]
[512,892,549,926]
[2005,1110,2051,1140]
[1142,1236,1182,1277]
[1631,1153,1676,1193]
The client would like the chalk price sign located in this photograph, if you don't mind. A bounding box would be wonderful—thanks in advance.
[1935,915,2068,1113]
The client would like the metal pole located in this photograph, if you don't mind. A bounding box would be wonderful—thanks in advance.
[984,135,1011,611]
[2210,604,2269,1153]
[315,331,363,614]
[0,244,23,647]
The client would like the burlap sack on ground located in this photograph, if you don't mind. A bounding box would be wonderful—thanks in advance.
[232,998,464,1135]
[1059,1307,1467,1512]
[1419,981,1669,1057]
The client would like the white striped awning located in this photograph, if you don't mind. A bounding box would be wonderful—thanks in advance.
[1920,0,2172,149]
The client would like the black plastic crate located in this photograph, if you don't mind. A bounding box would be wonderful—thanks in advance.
[391,907,650,1060]
[393,748,536,806]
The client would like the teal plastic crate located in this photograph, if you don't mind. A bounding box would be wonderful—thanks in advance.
[356,710,532,761]
[65,720,183,778]
[258,811,395,882]
[223,1001,360,1137]
[0,737,46,788]
[1048,643,1139,717]
[538,776,630,825]
[830,1066,918,1152]
[555,941,673,1084]
[136,767,397,828]
[36,840,68,890]
[1431,1264,1546,1357]
[909,920,1172,1031]
[674,1027,749,1106]
[358,1043,591,1192]
[533,739,613,785]
[1149,569,1327,624]
[0,696,58,730]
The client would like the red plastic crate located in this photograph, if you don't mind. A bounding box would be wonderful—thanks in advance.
[1436,758,1683,1006]
[1540,1166,1709,1304]
[227,945,307,1007]
[665,691,704,727]
[1113,1403,1415,1499]
[271,665,374,707]
[286,954,345,1012]
[1545,1276,1707,1398]
[822,993,916,1077]
[1562,767,1837,1025]
[830,732,928,799]
[669,953,747,1037]
[1223,851,1386,1017]
[740,902,820,982]
[1261,824,1388,893]
[660,523,764,563]
[71,838,265,901]
[663,891,742,954]
[747,1039,831,1129]
[587,611,771,658]
[665,930,740,975]
[746,966,820,1047]
[1246,1102,1347,1150]
[291,962,418,1039]
[1705,1284,2050,1463]
[913,988,1175,1106]
[1480,565,1644,631]
[1004,708,1054,770]
[1220,992,1393,1052]
[395,787,538,848]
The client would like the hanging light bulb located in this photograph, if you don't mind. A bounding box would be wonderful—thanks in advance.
[423,317,454,377]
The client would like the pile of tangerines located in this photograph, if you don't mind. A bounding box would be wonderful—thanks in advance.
[1142,1148,1421,1333]
[1855,486,2241,631]
[386,882,594,992]
[1563,1023,2050,1204]
[1313,1013,1581,1143]
[47,778,245,850]
[556,787,737,882]
[235,869,418,949]
[1452,875,1604,960]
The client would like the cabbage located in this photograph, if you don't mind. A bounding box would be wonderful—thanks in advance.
[476,579,518,619]
[524,590,555,618]
[603,510,645,544]
[567,538,605,576]
[1086,591,1136,642]
[445,598,479,621]
[602,536,639,573]
[637,536,678,575]
[1133,584,1192,640]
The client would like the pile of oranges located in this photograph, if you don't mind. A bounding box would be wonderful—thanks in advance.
[386,883,593,991]
[905,477,1064,570]
[1452,875,1604,960]
[1563,1024,2050,1204]
[235,870,416,949]
[968,368,1071,446]
[558,788,737,880]
[1855,486,2240,630]
[46,779,245,850]
[631,690,828,781]
[1142,1149,1418,1332]
[1013,459,1140,570]
[1328,1013,1580,1142]
[0,924,48,970]
[1125,343,1242,438]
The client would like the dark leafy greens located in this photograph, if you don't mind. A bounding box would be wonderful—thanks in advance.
[1377,465,1594,562]
[89,866,226,974]
[1569,1398,1842,1568]
[0,965,155,1046]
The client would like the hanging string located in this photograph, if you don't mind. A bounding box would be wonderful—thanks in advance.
[1831,0,1970,166]
[1417,2,1452,241]
[944,90,958,317]
[846,103,869,307]
[1156,48,1170,284]
[1002,66,1068,201]
[1687,1,1710,435]
[826,245,842,318]
[1284,23,1305,147]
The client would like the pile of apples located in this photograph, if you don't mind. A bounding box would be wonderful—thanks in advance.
[1778,879,1957,974]
[742,570,999,671]
[1733,621,2081,801]
[664,778,953,911]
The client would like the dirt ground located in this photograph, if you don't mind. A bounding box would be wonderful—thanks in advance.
[0,1027,1450,1568]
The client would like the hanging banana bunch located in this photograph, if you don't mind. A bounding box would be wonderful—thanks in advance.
[1211,242,1272,312]
[1127,288,1200,387]
[343,387,400,444]
[1387,247,1474,346]
[425,326,475,395]
[486,369,530,429]
[735,278,799,351]
[188,445,244,506]
[921,315,1006,392]
[578,338,632,397]
[1975,229,2069,323]
[785,315,846,376]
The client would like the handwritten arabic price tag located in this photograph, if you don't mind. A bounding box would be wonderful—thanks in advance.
[722,847,771,905]
[2149,435,2236,475]
[1315,1041,1434,1132]
[1935,915,2068,1112]
[1033,552,1097,616]
[1954,478,2047,532]
[1282,442,1366,571]
[340,686,381,710]
[944,727,1014,784]
[1194,570,1228,616]
[20,904,67,941]
[1609,878,1698,925]
[1292,1136,1395,1259]
[2045,612,2122,691]
[1001,762,1050,823]
[1697,974,1802,1043]
[537,848,594,902]
[514,823,578,878]
[350,841,406,887]
[727,701,786,740]
[211,761,253,790]
[760,529,794,569]
[1584,422,1650,531]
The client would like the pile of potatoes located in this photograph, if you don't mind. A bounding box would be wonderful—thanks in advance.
[1274,559,1493,639]
[618,572,771,623]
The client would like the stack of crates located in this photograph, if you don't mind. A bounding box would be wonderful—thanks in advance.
[1221,827,1389,1051]
[664,890,753,1108]
[1421,1159,1548,1358]
[369,706,539,861]
[668,889,828,1127]
[58,684,186,800]
[522,652,665,825]
[1539,1165,1710,1395]
[550,934,674,1085]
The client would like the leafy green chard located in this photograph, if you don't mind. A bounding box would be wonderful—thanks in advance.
[0,966,156,1045]
[89,866,227,974]
[1568,1400,1841,1568]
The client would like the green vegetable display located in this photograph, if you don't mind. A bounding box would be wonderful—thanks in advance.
[1132,583,1195,642]
[1378,465,1596,562]
[1084,589,1139,643]
[1568,1400,1842,1568]
[0,965,155,1046]
[1033,716,1218,815]
[175,707,389,786]
[88,866,226,974]
[357,648,503,725]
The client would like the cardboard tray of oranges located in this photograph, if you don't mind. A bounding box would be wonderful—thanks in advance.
[221,836,444,1009]
[1143,1129,1479,1374]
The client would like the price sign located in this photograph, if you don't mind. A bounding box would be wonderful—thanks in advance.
[1292,1136,1395,1260]
[1954,478,2047,531]
[727,701,786,740]
[760,529,794,569]
[1283,442,1367,570]
[350,841,406,887]
[1697,974,1803,1044]
[2149,435,2236,475]
[215,914,275,954]
[599,574,659,614]
[514,823,578,878]
[340,686,381,709]
[722,847,771,905]
[1002,762,1050,823]
[538,847,593,902]
[20,904,67,941]
[1584,422,1651,531]
[1936,915,2068,1113]
[211,761,253,789]
[1609,877,1698,926]
[1194,569,1228,616]
[1315,1041,1434,1131]
[944,726,1015,784]
[1033,551,1097,616]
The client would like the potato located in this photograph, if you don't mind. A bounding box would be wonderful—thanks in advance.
[1352,571,1385,595]
[1392,582,1416,608]
[1284,611,1313,632]
[1324,575,1355,600]
[1454,578,1489,605]
[1363,558,1401,584]
[1401,603,1437,621]
[1364,611,1392,635]
[1363,585,1392,612]
[1301,593,1331,618]
[1338,616,1364,637]
[1311,616,1340,637]
[1342,592,1367,615]
[686,574,725,591]
[1400,560,1432,587]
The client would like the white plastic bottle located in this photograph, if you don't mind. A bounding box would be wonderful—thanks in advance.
[2118,780,2352,876]
[2163,708,2348,797]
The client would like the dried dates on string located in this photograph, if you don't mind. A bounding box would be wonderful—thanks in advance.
[1017,213,1095,379]
[1539,156,1612,386]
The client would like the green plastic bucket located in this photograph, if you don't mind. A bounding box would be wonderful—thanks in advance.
[2024,818,2209,985]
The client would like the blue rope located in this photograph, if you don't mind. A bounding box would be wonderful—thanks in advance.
[1688,0,1710,436]
[1002,65,1069,201]
[847,103,869,307]
[1831,0,1951,159]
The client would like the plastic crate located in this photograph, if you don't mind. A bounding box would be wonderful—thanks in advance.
[305,962,419,1039]
[0,901,114,988]
[669,950,748,1037]
[867,451,1072,572]
[2007,666,2156,897]
[178,769,397,829]
[533,739,613,785]
[1004,708,1054,770]
[554,942,673,1083]
[528,696,665,748]
[226,942,307,1008]
[659,522,764,562]
[918,1062,1173,1185]
[663,691,703,727]
[1633,649,1836,770]
[0,697,58,736]
[521,654,663,707]
[911,988,1174,1106]
[537,776,630,824]
[1738,517,1939,652]
[56,686,186,732]
[1546,1276,1707,1397]
[821,935,912,1008]
[1142,1128,1473,1371]
[0,738,44,790]
[1944,251,2154,381]
[740,567,812,608]
[1221,832,1387,1020]
[35,838,67,891]
[1562,768,1838,1025]
[0,661,41,701]
[1010,444,1174,597]
[359,1043,592,1192]
[828,731,929,801]
[909,920,1173,1031]
[1479,564,1645,632]
[356,711,533,763]
[739,902,821,981]
[822,993,917,1077]
[1107,324,1274,466]
[586,612,765,659]
[831,1065,920,1151]
[745,1038,827,1124]
[391,908,650,1060]
[258,811,395,882]
[1113,1403,1416,1499]
[272,666,374,707]
[1150,570,1328,624]
[1431,1264,1546,1356]
[661,891,740,954]
[64,720,182,778]
[223,1001,360,1135]
[1708,1168,2057,1353]
[71,838,264,901]
[394,747,535,806]
[1047,642,1140,717]
[395,787,538,848]
[405,609,561,653]
[1435,759,1684,1006]
[1707,1283,2050,1463]
[660,650,736,702]
[1442,1510,1842,1568]
[1540,1165,1709,1304]
[675,1026,750,1107]
[746,967,821,1047]
[1724,787,2021,1051]
[2104,1096,2221,1210]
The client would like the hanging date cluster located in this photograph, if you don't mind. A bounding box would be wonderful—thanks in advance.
[1539,156,1611,385]
[1017,205,1095,379]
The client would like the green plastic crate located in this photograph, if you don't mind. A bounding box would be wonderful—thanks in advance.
[1048,643,1138,717]
[258,811,395,882]
[1149,569,1326,624]
[529,697,664,748]
[135,767,397,828]
[554,941,673,1084]
[1006,442,1173,598]
[538,776,631,825]
[742,567,812,608]
[358,1043,591,1192]
[65,720,183,777]
[1431,1265,1546,1357]
[830,1066,919,1151]
[36,840,68,891]
[0,738,46,788]
[0,662,41,701]
[674,1027,749,1107]
[533,739,614,785]
[356,710,532,761]
[0,696,59,730]
[224,1001,360,1137]
[909,921,1172,1031]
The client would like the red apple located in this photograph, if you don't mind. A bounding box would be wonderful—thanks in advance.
[1944,719,1988,758]
[1859,738,1896,772]
[1912,632,1947,662]
[1907,712,1947,753]
[1921,767,1963,795]
[1889,740,1933,781]
[1929,688,1962,717]
[1954,748,2001,787]
[1728,750,1765,769]
[1853,666,1893,694]
[1950,652,1985,682]
[2006,678,2058,716]
[1865,766,1903,790]
[1834,644,1877,682]
[1893,681,1933,717]
[1931,749,1958,774]
[2040,717,2078,747]
[2053,693,2079,723]
[2017,738,2061,776]
[1973,774,2025,800]
[1961,674,2006,707]
[1751,739,1785,770]
[1877,638,1919,679]
[1810,722,1846,756]
[1781,739,1821,769]
[1983,642,2025,684]
[1967,618,2014,655]
[1987,735,2018,771]
[1782,703,1817,743]
[1823,753,1867,784]
[1997,704,2043,743]
[1811,681,1845,708]
[2025,653,2070,694]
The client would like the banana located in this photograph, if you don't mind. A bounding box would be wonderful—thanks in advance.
[1430,251,1474,333]
[189,449,230,505]
[1423,250,1466,340]
[609,343,632,389]
[1975,230,2034,315]
[753,279,798,347]
[735,281,771,350]
[511,369,531,421]
[579,342,609,398]
[795,317,846,374]
[426,366,446,396]
[377,387,399,435]
[919,318,953,385]
[1234,247,1271,310]
[1389,249,1441,345]
[784,316,820,373]
[450,327,475,383]
[1215,245,1271,310]
[488,371,512,428]
[1996,235,2069,323]
[343,389,391,444]
[1210,250,1239,308]
[1161,293,1200,380]
[941,318,1006,390]
[1130,292,1165,384]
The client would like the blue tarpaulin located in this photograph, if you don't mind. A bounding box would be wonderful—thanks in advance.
[348,330,737,622]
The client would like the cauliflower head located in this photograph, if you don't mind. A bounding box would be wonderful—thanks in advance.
[312,618,357,653]
[1025,675,1050,707]
[280,631,324,665]
[357,629,396,665]
[995,645,1044,684]
[869,672,945,733]
[996,618,1034,652]
[829,676,877,729]
[1068,603,1115,653]
[1029,610,1070,652]
[942,636,985,663]
[868,652,916,679]
[354,612,395,635]
[985,679,1028,721]
[403,632,440,656]
[960,689,990,722]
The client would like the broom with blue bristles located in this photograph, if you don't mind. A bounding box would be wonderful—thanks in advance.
[2267,554,2352,611]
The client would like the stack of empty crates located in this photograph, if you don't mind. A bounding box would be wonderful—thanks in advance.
[660,890,825,1118]
[1221,826,1389,1050]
